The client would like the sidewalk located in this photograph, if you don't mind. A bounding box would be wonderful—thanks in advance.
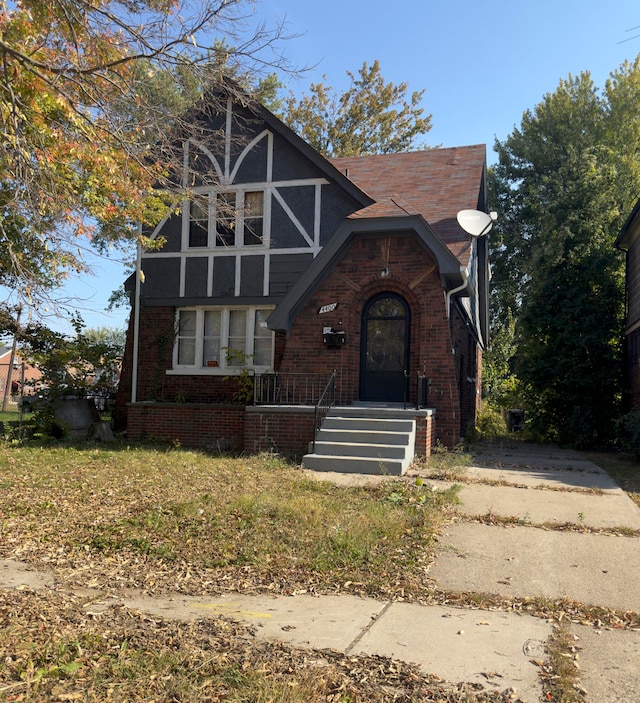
[2,443,639,702]
[427,443,640,702]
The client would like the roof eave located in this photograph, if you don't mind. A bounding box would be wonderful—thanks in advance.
[267,215,467,334]
[249,101,375,210]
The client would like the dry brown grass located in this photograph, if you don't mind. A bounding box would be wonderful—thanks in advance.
[0,443,530,702]
[0,444,459,601]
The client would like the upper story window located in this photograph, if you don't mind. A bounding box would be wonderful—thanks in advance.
[189,197,208,248]
[173,306,274,372]
[216,191,236,246]
[187,190,264,249]
[243,191,264,245]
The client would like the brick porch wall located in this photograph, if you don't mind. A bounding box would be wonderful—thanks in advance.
[126,402,245,451]
[415,411,436,457]
[124,403,435,460]
[244,406,316,458]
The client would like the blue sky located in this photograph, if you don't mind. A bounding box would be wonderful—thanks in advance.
[41,0,640,335]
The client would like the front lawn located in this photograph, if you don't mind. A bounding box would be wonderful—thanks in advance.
[0,445,459,601]
[0,444,495,703]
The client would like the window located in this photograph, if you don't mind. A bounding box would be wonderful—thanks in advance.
[243,191,263,245]
[177,310,197,365]
[174,307,274,371]
[189,196,209,247]
[253,310,272,366]
[216,192,236,246]
[227,310,247,365]
[203,310,221,366]
[187,190,265,249]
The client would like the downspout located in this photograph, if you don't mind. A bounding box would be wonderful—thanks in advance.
[445,267,469,319]
[130,234,142,404]
[445,267,469,441]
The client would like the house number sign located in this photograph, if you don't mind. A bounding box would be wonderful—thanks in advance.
[318,302,338,314]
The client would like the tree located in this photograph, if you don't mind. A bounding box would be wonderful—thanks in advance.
[0,0,292,302]
[279,60,432,157]
[19,318,125,398]
[490,61,640,445]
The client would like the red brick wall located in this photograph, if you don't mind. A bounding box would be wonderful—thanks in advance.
[277,234,471,447]
[127,402,245,451]
[449,303,482,439]
[244,406,316,457]
[115,304,257,431]
[415,412,435,456]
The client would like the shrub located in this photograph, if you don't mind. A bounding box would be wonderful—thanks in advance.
[469,404,507,441]
[616,410,640,455]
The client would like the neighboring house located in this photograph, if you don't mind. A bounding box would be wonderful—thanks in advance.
[0,346,44,402]
[616,199,640,408]
[115,85,490,458]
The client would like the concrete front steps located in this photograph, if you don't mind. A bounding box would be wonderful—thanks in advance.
[302,406,416,476]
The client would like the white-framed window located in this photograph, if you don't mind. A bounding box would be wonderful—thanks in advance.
[188,196,209,248]
[186,189,265,249]
[172,306,274,372]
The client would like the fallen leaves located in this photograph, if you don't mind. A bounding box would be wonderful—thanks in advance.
[0,589,524,703]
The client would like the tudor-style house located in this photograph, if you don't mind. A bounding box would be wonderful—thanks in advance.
[115,85,490,470]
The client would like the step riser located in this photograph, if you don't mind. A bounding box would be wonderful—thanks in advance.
[313,441,408,459]
[302,455,404,476]
[323,418,415,432]
[316,429,410,445]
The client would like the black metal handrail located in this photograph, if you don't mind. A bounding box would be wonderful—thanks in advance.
[416,374,429,409]
[254,372,333,406]
[312,370,336,453]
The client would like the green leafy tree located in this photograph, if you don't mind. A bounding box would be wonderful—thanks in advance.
[490,62,640,445]
[280,60,432,157]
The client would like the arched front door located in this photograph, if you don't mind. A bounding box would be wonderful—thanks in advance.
[360,293,410,402]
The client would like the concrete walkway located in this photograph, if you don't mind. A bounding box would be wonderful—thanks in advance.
[2,442,640,702]
[427,443,640,703]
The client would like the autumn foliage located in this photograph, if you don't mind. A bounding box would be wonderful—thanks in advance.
[0,0,288,298]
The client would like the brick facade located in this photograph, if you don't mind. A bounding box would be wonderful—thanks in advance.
[116,232,481,452]
[127,402,244,451]
[244,406,316,457]
[275,233,479,447]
